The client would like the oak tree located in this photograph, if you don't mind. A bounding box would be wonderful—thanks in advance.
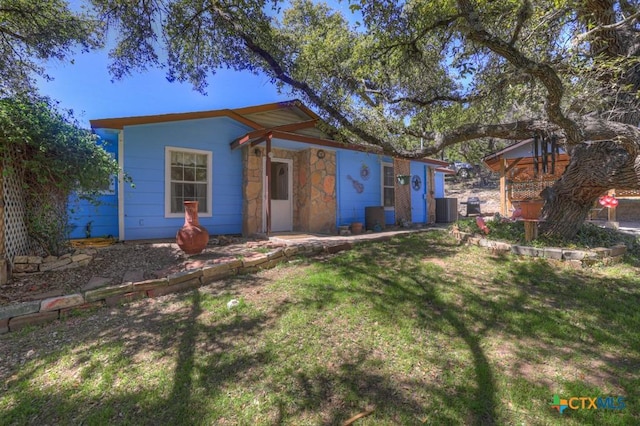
[93,0,640,239]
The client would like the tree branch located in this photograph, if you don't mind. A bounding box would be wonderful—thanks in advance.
[207,1,398,152]
[456,0,584,145]
[575,10,640,44]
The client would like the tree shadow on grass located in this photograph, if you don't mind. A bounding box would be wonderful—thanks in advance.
[0,286,289,425]
[2,232,638,424]
[279,234,639,424]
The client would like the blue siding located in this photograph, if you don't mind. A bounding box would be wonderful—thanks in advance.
[335,150,395,226]
[67,138,119,239]
[410,162,426,223]
[122,116,250,240]
[435,172,446,198]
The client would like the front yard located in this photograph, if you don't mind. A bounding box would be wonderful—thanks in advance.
[1,231,638,425]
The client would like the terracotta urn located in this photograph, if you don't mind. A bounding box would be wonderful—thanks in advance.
[176,201,209,254]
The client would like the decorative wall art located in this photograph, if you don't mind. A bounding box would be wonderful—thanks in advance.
[411,175,422,191]
[346,175,364,193]
[360,163,370,180]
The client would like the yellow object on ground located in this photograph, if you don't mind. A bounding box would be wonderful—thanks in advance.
[70,237,117,248]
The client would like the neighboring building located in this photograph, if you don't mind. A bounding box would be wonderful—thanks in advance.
[68,100,449,240]
[483,137,640,221]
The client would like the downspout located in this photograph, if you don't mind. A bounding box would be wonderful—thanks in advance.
[118,130,125,241]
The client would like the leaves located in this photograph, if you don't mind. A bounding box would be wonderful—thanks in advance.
[0,96,120,253]
[0,0,103,97]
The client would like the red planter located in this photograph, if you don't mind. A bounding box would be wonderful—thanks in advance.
[519,200,544,220]
[350,222,363,235]
[176,201,209,254]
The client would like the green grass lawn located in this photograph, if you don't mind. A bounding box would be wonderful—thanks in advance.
[1,231,639,425]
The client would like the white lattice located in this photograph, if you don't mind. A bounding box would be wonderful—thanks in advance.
[2,157,31,267]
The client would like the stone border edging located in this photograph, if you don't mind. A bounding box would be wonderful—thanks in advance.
[451,228,627,267]
[12,250,97,275]
[0,234,406,335]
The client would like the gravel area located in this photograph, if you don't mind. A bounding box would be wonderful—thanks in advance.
[445,178,501,217]
[0,236,279,306]
[1,179,503,307]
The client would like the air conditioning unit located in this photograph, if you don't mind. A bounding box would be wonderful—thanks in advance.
[435,198,458,223]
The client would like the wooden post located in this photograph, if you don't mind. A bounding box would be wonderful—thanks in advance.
[427,166,436,223]
[524,220,538,242]
[608,189,617,223]
[499,158,506,216]
[265,133,272,235]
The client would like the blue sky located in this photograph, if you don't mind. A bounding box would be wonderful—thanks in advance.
[35,1,358,129]
[37,48,292,128]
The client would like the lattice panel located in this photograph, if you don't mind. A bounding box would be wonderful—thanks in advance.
[509,179,557,201]
[2,159,31,266]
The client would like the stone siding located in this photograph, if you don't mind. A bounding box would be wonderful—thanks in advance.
[242,147,264,236]
[242,146,336,235]
[297,148,336,234]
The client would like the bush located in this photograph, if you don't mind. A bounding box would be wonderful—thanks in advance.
[453,217,640,258]
[1,96,121,255]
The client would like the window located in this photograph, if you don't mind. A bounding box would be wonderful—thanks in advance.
[382,162,395,209]
[271,162,289,200]
[165,147,212,217]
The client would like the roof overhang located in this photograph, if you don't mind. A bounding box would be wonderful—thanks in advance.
[89,99,316,130]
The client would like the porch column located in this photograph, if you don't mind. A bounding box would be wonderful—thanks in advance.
[265,132,272,235]
[500,158,507,216]
[427,166,436,223]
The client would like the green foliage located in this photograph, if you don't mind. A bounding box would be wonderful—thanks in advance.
[91,0,640,151]
[454,217,640,258]
[0,96,120,254]
[0,0,102,96]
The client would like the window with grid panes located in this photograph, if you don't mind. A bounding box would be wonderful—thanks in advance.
[166,148,211,216]
[382,163,395,208]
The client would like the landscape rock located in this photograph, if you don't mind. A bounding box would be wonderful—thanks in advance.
[40,294,85,312]
[39,258,72,272]
[0,301,41,320]
[85,283,134,302]
[82,276,112,291]
[167,269,203,285]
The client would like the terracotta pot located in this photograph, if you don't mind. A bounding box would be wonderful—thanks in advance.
[176,201,209,254]
[519,200,544,220]
[350,222,363,235]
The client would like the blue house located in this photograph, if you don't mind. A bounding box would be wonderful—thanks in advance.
[69,100,449,240]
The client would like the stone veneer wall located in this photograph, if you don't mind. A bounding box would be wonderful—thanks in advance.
[394,158,411,225]
[297,148,336,234]
[242,146,303,235]
[242,147,264,236]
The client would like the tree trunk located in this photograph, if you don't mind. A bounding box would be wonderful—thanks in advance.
[539,140,639,239]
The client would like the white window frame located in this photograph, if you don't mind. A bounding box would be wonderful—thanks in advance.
[381,161,395,210]
[165,146,213,218]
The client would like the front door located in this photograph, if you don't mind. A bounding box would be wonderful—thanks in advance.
[267,159,293,232]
